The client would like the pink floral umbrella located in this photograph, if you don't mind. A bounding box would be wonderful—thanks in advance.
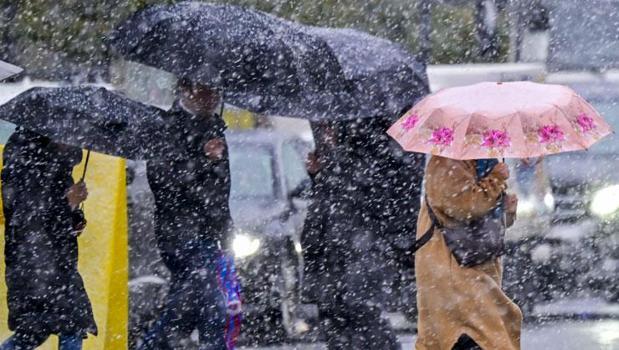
[387,81,613,160]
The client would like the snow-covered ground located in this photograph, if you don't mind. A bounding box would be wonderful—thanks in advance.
[534,298,619,318]
[241,298,619,350]
[240,320,619,350]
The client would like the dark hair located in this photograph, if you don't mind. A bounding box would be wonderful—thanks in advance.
[176,77,193,91]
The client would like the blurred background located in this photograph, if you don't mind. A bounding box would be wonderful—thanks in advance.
[1,1,619,349]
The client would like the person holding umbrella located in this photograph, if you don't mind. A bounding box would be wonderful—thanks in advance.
[388,81,612,349]
[0,128,96,350]
[0,82,235,349]
[139,78,231,350]
[300,121,400,350]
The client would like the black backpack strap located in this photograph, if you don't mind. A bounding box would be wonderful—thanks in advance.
[413,196,439,253]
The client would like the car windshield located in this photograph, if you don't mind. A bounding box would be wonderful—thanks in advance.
[228,143,276,200]
[586,101,619,154]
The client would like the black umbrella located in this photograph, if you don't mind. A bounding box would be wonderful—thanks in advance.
[106,2,355,120]
[0,86,179,161]
[304,27,430,118]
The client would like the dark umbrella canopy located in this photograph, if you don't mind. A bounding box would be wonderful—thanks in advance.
[0,60,23,81]
[305,27,430,117]
[0,86,178,159]
[107,2,355,120]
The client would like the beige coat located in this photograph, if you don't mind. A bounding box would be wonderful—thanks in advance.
[415,156,522,350]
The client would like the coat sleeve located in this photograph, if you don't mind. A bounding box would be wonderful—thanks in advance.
[13,166,77,240]
[426,157,507,223]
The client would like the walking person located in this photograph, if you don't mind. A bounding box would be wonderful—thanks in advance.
[0,129,96,350]
[386,81,613,350]
[415,156,521,350]
[139,78,230,350]
[345,115,426,319]
[301,122,399,350]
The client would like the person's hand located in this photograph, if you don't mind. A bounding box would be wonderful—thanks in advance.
[73,218,87,236]
[67,181,88,210]
[493,163,510,180]
[204,138,226,160]
[504,193,518,214]
[305,151,321,175]
[71,209,87,236]
[74,220,87,233]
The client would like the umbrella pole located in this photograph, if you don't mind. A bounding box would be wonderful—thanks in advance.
[219,91,225,117]
[77,150,91,212]
[81,150,91,182]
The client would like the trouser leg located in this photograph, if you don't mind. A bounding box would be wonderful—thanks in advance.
[194,266,227,350]
[137,278,185,350]
[0,328,49,350]
[58,334,83,350]
[319,299,399,350]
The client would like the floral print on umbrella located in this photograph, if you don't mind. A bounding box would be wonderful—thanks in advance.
[428,127,455,153]
[538,124,565,143]
[401,112,420,131]
[538,124,565,152]
[480,129,511,156]
[481,129,511,149]
[576,113,597,133]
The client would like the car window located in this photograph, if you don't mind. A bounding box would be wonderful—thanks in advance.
[0,120,15,144]
[229,143,276,199]
[281,141,309,192]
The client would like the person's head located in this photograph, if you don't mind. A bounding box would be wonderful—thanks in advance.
[176,77,221,117]
[311,121,346,150]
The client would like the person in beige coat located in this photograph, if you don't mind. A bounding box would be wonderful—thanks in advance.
[415,156,523,350]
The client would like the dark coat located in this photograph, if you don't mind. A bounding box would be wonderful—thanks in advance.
[346,118,425,259]
[146,103,232,274]
[300,140,361,305]
[1,129,97,336]
[302,119,425,306]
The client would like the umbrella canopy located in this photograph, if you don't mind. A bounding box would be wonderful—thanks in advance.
[0,60,23,81]
[0,86,178,159]
[388,81,613,160]
[305,27,429,118]
[107,2,354,120]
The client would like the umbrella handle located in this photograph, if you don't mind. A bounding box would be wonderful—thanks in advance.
[78,150,91,211]
[81,150,91,182]
[219,91,225,117]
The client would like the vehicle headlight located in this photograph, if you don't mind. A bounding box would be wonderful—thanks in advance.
[517,197,535,216]
[590,185,619,217]
[232,233,261,259]
[544,192,555,211]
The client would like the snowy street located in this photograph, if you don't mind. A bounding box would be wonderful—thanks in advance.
[241,320,619,350]
[241,298,619,350]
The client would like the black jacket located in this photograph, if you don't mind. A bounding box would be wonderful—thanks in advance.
[1,129,97,336]
[346,118,425,253]
[302,119,425,305]
[146,103,232,274]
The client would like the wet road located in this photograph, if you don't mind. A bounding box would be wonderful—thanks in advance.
[240,320,619,350]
